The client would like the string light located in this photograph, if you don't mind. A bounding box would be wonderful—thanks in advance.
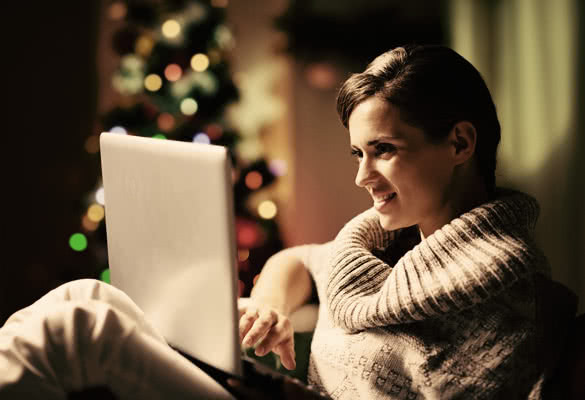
[237,249,249,262]
[108,2,127,20]
[258,200,277,219]
[110,126,127,134]
[268,159,288,176]
[87,204,105,223]
[164,64,182,82]
[245,171,263,190]
[205,123,223,140]
[211,0,229,8]
[180,98,198,115]
[157,113,175,131]
[82,215,99,232]
[152,134,167,139]
[190,53,210,72]
[144,74,162,91]
[135,35,155,57]
[69,233,88,252]
[95,187,105,205]
[100,269,111,284]
[84,135,100,154]
[193,133,210,144]
[162,19,181,39]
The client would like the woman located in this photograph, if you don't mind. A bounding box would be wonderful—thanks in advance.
[239,45,577,399]
[0,45,577,399]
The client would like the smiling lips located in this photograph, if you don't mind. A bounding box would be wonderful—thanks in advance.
[373,192,396,211]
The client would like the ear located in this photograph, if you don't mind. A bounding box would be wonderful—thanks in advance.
[447,121,477,165]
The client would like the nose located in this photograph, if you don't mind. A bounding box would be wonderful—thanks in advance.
[354,157,376,188]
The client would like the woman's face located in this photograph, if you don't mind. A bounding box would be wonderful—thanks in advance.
[348,96,457,236]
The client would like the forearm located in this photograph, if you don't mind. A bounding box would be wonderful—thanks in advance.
[250,247,313,316]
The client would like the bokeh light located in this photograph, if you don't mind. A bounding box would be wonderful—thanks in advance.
[191,53,210,72]
[100,269,111,284]
[193,133,210,144]
[135,35,155,57]
[205,123,223,140]
[152,133,167,139]
[87,204,105,223]
[164,63,182,82]
[180,98,198,115]
[69,233,88,252]
[268,159,288,176]
[245,171,263,190]
[162,19,181,38]
[258,200,277,219]
[95,187,105,205]
[144,74,162,91]
[211,0,229,8]
[157,113,175,131]
[82,215,99,232]
[110,126,127,134]
[108,2,127,20]
[237,248,250,262]
[305,63,338,90]
[236,219,262,248]
[253,274,260,286]
[85,135,100,154]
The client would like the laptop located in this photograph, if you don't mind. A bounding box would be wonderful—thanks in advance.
[99,132,319,398]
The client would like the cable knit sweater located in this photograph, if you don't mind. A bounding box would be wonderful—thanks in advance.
[299,189,576,399]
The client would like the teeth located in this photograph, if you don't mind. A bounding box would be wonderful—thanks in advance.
[375,193,394,202]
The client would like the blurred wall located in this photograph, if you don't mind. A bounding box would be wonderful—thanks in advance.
[450,0,585,312]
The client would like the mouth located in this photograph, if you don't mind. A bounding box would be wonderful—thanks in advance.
[373,192,396,211]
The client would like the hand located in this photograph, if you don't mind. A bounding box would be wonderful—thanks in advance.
[237,298,296,370]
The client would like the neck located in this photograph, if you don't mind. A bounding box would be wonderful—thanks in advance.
[419,178,490,239]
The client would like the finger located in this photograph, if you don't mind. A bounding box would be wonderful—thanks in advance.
[242,308,277,347]
[239,308,258,343]
[274,338,296,370]
[255,317,291,356]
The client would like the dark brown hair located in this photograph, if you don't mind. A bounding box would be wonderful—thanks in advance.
[336,45,501,193]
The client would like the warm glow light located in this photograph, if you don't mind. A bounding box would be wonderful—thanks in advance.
[190,53,210,72]
[258,200,277,219]
[193,133,210,144]
[245,171,263,190]
[211,0,229,7]
[135,35,154,57]
[237,248,249,262]
[205,123,223,140]
[162,19,181,38]
[164,64,182,82]
[95,187,105,205]
[69,233,88,252]
[85,136,100,154]
[157,113,175,131]
[268,159,288,176]
[305,63,338,90]
[82,215,99,232]
[108,2,127,20]
[180,98,198,115]
[144,74,162,91]
[87,204,105,223]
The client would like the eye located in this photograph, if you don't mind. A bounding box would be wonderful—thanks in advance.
[374,142,396,156]
[350,148,363,163]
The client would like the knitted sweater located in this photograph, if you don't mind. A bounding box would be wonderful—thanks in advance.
[299,189,576,399]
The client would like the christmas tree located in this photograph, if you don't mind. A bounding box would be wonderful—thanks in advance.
[75,0,284,297]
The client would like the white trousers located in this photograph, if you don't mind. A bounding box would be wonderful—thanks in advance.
[0,279,234,400]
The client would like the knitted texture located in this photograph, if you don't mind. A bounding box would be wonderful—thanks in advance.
[306,189,558,399]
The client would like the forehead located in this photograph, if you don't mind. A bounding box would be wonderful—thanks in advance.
[348,97,407,143]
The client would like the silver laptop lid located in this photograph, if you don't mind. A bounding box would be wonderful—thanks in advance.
[100,132,242,377]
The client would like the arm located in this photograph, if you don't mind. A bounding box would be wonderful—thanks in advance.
[239,246,314,370]
[250,247,313,316]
